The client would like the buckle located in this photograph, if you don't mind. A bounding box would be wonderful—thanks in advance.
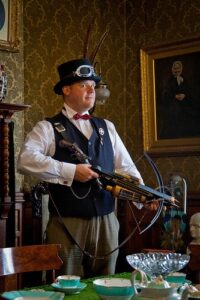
[54,122,66,133]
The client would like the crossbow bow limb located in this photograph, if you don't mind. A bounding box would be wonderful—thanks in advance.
[139,151,166,234]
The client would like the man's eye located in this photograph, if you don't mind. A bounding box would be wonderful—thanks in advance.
[79,82,95,88]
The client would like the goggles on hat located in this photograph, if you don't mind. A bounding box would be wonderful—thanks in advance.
[71,65,97,78]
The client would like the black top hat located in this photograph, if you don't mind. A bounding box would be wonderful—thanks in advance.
[54,58,101,95]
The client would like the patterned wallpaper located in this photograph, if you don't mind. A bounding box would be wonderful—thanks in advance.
[0,0,24,190]
[125,0,200,192]
[1,0,200,195]
[22,0,128,190]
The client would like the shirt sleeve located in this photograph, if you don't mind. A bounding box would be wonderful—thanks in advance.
[17,120,76,186]
[105,119,144,183]
[104,119,144,209]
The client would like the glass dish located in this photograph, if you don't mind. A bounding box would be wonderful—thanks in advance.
[126,252,190,278]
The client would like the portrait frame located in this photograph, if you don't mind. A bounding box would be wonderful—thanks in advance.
[140,37,200,157]
[0,0,19,52]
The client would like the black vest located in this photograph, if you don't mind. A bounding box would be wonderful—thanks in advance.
[47,112,115,217]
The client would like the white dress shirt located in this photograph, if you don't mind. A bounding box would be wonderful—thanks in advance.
[17,103,143,186]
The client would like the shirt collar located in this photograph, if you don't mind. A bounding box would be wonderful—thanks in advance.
[62,103,89,120]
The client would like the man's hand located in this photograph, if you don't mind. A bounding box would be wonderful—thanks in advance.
[144,196,177,211]
[144,200,160,211]
[175,93,186,101]
[74,164,99,182]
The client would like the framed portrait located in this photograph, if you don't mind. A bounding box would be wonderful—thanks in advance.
[0,0,19,51]
[140,37,200,156]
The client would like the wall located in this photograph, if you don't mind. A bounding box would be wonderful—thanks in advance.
[125,0,200,192]
[2,0,199,196]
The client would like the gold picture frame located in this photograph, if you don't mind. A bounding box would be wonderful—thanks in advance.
[0,0,19,51]
[140,37,200,157]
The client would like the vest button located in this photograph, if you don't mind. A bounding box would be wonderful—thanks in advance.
[88,141,91,146]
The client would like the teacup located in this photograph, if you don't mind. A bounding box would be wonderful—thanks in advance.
[56,275,80,288]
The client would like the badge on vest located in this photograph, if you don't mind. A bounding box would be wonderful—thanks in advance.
[99,128,104,145]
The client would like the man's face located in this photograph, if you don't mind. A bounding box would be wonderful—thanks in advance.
[172,63,182,77]
[62,80,96,113]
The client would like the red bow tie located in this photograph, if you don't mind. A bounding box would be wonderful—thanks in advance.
[73,113,92,120]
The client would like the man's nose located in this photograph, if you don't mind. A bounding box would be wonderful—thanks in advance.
[87,84,95,91]
[190,224,196,229]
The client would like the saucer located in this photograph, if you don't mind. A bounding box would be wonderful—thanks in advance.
[2,290,64,300]
[166,279,192,286]
[51,282,87,294]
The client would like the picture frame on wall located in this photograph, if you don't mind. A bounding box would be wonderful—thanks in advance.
[0,0,19,51]
[140,37,200,157]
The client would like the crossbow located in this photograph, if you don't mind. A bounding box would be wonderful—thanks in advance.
[59,139,177,209]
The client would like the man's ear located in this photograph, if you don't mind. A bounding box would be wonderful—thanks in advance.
[62,86,70,95]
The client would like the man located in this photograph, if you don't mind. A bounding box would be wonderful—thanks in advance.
[159,60,200,139]
[18,58,144,277]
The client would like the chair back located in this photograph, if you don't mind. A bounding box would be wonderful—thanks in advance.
[0,244,63,291]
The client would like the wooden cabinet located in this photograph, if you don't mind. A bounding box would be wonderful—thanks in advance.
[0,103,29,247]
[0,103,29,292]
[187,244,200,283]
[15,192,25,246]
